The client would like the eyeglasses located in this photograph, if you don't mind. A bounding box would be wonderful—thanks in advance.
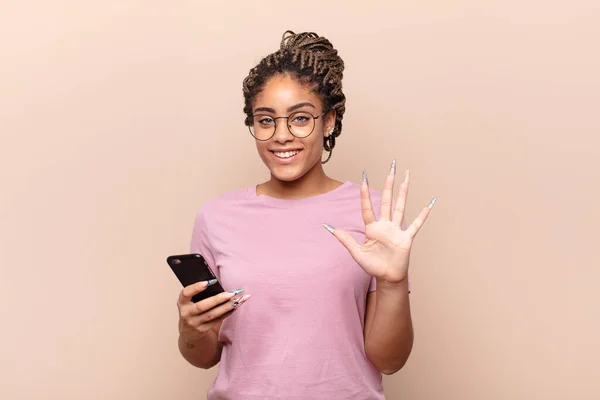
[248,111,326,141]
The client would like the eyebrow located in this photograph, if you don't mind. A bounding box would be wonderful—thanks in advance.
[253,102,316,114]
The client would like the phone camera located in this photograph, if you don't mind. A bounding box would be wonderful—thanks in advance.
[172,259,181,265]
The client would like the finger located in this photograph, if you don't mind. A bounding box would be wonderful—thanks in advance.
[361,170,377,225]
[379,160,396,221]
[180,289,241,318]
[405,197,437,237]
[323,224,362,261]
[195,289,243,314]
[187,300,244,330]
[392,169,409,226]
[197,294,252,324]
[178,280,213,305]
[185,308,233,331]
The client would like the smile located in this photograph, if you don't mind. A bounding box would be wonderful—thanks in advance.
[270,149,303,165]
[273,150,300,159]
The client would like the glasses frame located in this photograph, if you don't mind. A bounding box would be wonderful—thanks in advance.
[248,111,326,141]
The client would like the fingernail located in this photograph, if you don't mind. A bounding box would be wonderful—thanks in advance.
[404,169,410,183]
[362,169,369,185]
[229,288,244,295]
[323,223,335,234]
[428,197,437,209]
[390,159,396,175]
[232,294,251,308]
[207,279,218,286]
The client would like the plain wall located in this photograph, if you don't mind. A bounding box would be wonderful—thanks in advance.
[1,1,598,399]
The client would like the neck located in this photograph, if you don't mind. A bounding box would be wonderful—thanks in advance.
[259,163,341,200]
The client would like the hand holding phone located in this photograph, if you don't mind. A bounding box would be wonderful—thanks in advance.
[177,282,249,342]
[168,253,251,342]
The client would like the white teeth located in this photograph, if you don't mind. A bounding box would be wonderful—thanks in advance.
[274,150,299,159]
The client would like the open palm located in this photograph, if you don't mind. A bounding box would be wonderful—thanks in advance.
[324,161,436,284]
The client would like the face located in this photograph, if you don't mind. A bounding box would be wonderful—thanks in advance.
[250,74,335,182]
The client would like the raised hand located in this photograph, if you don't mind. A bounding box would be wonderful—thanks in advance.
[324,160,436,284]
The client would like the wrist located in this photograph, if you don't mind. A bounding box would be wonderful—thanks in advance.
[376,277,409,293]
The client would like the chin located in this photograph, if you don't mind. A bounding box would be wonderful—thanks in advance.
[269,165,305,182]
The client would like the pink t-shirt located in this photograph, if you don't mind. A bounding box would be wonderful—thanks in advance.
[190,181,386,399]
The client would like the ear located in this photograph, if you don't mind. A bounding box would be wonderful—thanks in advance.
[324,110,337,137]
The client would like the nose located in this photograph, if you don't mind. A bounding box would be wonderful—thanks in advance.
[272,117,294,143]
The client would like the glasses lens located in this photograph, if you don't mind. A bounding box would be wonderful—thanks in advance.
[288,112,315,138]
[251,115,275,140]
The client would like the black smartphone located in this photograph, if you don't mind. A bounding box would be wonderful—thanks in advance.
[166,253,225,303]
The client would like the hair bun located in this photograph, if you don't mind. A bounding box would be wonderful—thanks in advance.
[280,30,336,55]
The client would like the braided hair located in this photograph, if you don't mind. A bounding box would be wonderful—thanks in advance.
[242,31,346,164]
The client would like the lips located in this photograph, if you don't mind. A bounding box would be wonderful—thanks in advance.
[269,149,303,164]
[272,150,300,159]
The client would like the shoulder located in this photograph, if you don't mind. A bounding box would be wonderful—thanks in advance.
[338,180,384,201]
[335,181,387,221]
[194,186,251,219]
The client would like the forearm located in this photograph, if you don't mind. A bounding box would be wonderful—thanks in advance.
[178,329,222,369]
[365,279,413,375]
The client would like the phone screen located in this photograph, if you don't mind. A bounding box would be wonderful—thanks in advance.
[167,253,224,302]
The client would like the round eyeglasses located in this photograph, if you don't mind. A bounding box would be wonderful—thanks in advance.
[248,111,326,141]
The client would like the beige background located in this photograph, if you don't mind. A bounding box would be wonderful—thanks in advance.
[1,1,598,399]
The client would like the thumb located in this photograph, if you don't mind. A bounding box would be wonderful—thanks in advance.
[323,223,362,259]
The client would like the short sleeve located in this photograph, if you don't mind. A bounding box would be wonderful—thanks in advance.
[368,276,377,292]
[190,210,220,281]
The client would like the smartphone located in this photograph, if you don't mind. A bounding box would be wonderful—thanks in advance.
[166,253,224,303]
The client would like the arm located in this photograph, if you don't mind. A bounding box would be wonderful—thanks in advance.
[364,280,414,375]
[325,162,435,375]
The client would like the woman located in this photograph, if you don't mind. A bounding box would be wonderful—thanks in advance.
[176,31,436,399]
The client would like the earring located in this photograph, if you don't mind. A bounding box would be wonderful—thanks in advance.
[326,128,334,137]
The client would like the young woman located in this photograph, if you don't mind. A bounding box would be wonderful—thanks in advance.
[175,31,436,399]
